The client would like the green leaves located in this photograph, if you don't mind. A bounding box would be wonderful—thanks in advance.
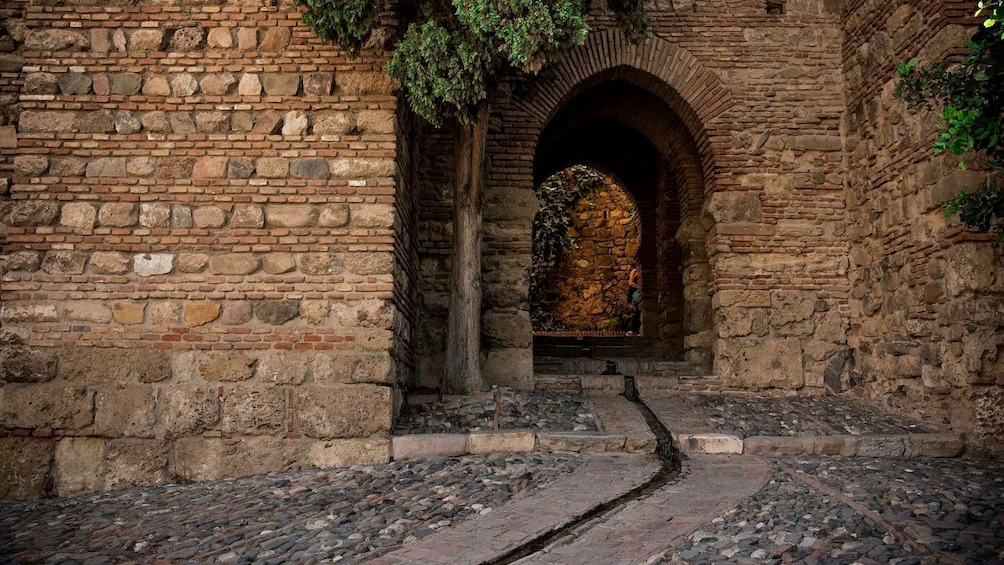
[295,0,378,53]
[386,20,491,126]
[895,9,1003,236]
[453,0,590,73]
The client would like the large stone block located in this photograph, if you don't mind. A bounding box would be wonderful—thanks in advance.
[1,344,58,383]
[536,432,626,454]
[59,348,170,384]
[98,202,138,227]
[299,252,344,275]
[0,385,94,429]
[254,300,300,325]
[55,438,105,497]
[95,387,157,438]
[19,111,78,133]
[60,203,97,230]
[185,301,221,327]
[329,158,395,179]
[7,201,59,227]
[63,302,113,324]
[743,436,811,456]
[295,385,392,439]
[391,434,468,460]
[266,205,316,227]
[907,433,965,458]
[256,351,310,384]
[467,431,536,454]
[198,352,256,381]
[24,29,90,51]
[329,299,394,329]
[335,353,394,384]
[161,385,220,436]
[208,253,260,275]
[714,338,805,389]
[1,303,58,323]
[102,439,170,491]
[856,435,907,457]
[483,311,532,349]
[342,252,393,276]
[483,348,533,389]
[170,437,225,483]
[42,251,87,275]
[0,437,54,500]
[309,437,390,468]
[221,385,287,435]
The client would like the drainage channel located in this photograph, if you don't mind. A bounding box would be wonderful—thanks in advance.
[487,375,682,565]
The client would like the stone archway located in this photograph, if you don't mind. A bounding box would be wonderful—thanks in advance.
[407,31,735,388]
[497,33,732,375]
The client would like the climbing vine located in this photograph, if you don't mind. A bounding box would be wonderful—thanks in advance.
[530,165,607,329]
[896,0,1004,238]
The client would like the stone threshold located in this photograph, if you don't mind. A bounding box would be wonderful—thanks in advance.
[672,431,966,458]
[392,392,657,460]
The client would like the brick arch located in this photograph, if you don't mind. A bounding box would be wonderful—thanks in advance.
[515,29,733,148]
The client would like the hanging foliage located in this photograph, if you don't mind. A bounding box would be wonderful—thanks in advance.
[896,0,1004,238]
[530,165,608,329]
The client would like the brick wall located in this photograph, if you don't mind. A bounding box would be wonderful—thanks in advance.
[0,0,402,499]
[415,0,850,388]
[842,0,1004,453]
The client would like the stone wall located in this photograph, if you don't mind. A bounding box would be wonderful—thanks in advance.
[413,0,851,389]
[541,177,641,331]
[842,0,1004,453]
[0,0,402,499]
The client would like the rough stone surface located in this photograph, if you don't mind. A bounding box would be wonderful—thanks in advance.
[254,300,299,325]
[98,202,137,227]
[58,348,170,384]
[161,385,220,435]
[0,438,54,500]
[228,204,264,229]
[295,385,392,439]
[221,385,286,435]
[94,387,156,438]
[0,384,94,429]
[41,251,87,275]
[133,254,174,277]
[185,301,221,327]
[198,352,256,381]
[59,202,96,230]
[208,253,260,275]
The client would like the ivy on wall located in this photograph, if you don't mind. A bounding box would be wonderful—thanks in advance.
[530,165,607,330]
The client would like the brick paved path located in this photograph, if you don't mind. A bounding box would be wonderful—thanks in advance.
[363,454,662,564]
[514,455,771,564]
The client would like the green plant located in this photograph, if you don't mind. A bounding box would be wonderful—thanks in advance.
[896,1,1004,238]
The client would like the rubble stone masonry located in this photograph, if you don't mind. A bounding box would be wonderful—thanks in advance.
[0,0,1001,499]
[0,0,402,499]
[842,0,1004,454]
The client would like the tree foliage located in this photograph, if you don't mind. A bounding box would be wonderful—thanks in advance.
[896,1,1004,238]
[295,0,651,126]
[530,165,607,330]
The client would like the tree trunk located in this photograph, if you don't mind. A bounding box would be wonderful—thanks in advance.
[444,105,490,394]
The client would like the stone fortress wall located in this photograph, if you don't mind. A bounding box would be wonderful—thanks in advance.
[0,0,410,500]
[0,0,1001,499]
[841,0,1004,449]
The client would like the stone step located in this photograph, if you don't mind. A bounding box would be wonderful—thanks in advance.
[533,374,625,394]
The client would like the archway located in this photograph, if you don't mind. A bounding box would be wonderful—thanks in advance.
[531,77,707,363]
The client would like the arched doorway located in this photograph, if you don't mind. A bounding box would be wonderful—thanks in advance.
[531,165,643,334]
[530,77,708,365]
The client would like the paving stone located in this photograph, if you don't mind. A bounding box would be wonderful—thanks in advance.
[392,434,469,460]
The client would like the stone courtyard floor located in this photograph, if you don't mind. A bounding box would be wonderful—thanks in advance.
[1,391,1002,565]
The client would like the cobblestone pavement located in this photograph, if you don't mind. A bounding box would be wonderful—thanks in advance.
[690,393,934,437]
[0,453,582,564]
[395,390,598,435]
[659,456,1004,565]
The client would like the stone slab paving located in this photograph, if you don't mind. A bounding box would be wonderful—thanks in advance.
[642,392,962,457]
[363,454,662,565]
[657,457,1004,565]
[0,453,582,565]
[394,390,598,435]
[515,454,772,564]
